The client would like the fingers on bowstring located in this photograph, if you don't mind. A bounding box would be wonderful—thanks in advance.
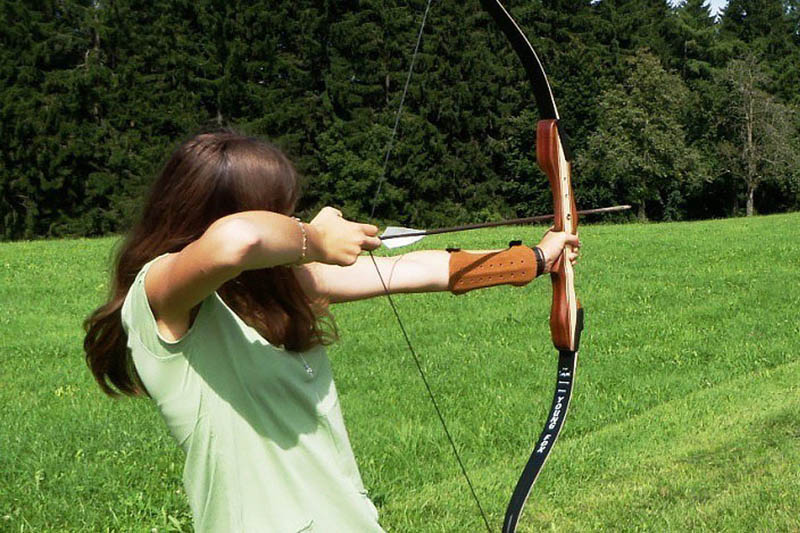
[362,236,382,251]
[360,223,379,236]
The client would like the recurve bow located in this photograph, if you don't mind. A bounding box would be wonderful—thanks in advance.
[476,1,584,531]
[369,1,584,531]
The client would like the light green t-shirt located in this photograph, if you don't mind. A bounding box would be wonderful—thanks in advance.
[121,255,383,532]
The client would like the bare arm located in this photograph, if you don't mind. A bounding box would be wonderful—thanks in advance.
[304,229,581,304]
[301,250,451,304]
[145,208,381,340]
[145,212,307,340]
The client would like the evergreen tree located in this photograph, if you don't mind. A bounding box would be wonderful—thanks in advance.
[591,0,674,72]
[721,0,791,56]
[0,0,107,238]
[668,0,719,79]
[1,0,797,240]
[720,0,798,101]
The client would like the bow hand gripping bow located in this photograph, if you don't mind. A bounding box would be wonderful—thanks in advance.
[477,1,584,531]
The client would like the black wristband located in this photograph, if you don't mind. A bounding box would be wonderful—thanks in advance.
[533,246,545,277]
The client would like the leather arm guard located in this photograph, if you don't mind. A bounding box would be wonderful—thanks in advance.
[448,243,539,295]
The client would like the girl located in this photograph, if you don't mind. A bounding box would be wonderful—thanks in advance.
[84,130,579,532]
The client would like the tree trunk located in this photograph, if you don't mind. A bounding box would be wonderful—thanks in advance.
[637,203,647,221]
[746,183,755,216]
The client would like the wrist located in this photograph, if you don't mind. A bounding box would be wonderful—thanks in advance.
[302,222,324,264]
[533,246,546,276]
[290,217,309,264]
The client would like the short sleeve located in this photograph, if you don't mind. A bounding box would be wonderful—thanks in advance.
[121,253,200,358]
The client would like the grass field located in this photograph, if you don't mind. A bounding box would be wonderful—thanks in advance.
[1,213,799,532]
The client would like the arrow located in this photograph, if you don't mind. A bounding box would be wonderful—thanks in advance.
[380,204,630,249]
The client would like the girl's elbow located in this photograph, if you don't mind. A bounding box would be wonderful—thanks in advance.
[207,217,262,271]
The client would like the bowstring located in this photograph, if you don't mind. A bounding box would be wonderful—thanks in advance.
[367,1,491,531]
[369,0,431,220]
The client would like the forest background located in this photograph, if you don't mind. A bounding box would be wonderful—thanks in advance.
[1,0,799,241]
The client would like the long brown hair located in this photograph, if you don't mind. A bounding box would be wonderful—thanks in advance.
[84,130,335,396]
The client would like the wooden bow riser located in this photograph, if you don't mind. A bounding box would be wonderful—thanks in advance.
[536,119,582,352]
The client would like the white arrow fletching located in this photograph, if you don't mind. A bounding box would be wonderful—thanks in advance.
[380,226,425,249]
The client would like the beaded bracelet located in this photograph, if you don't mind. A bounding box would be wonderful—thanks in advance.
[292,217,307,263]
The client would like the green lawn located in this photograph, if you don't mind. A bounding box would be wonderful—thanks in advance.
[1,213,798,532]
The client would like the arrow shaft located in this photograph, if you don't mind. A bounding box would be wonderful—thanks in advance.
[380,204,630,241]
